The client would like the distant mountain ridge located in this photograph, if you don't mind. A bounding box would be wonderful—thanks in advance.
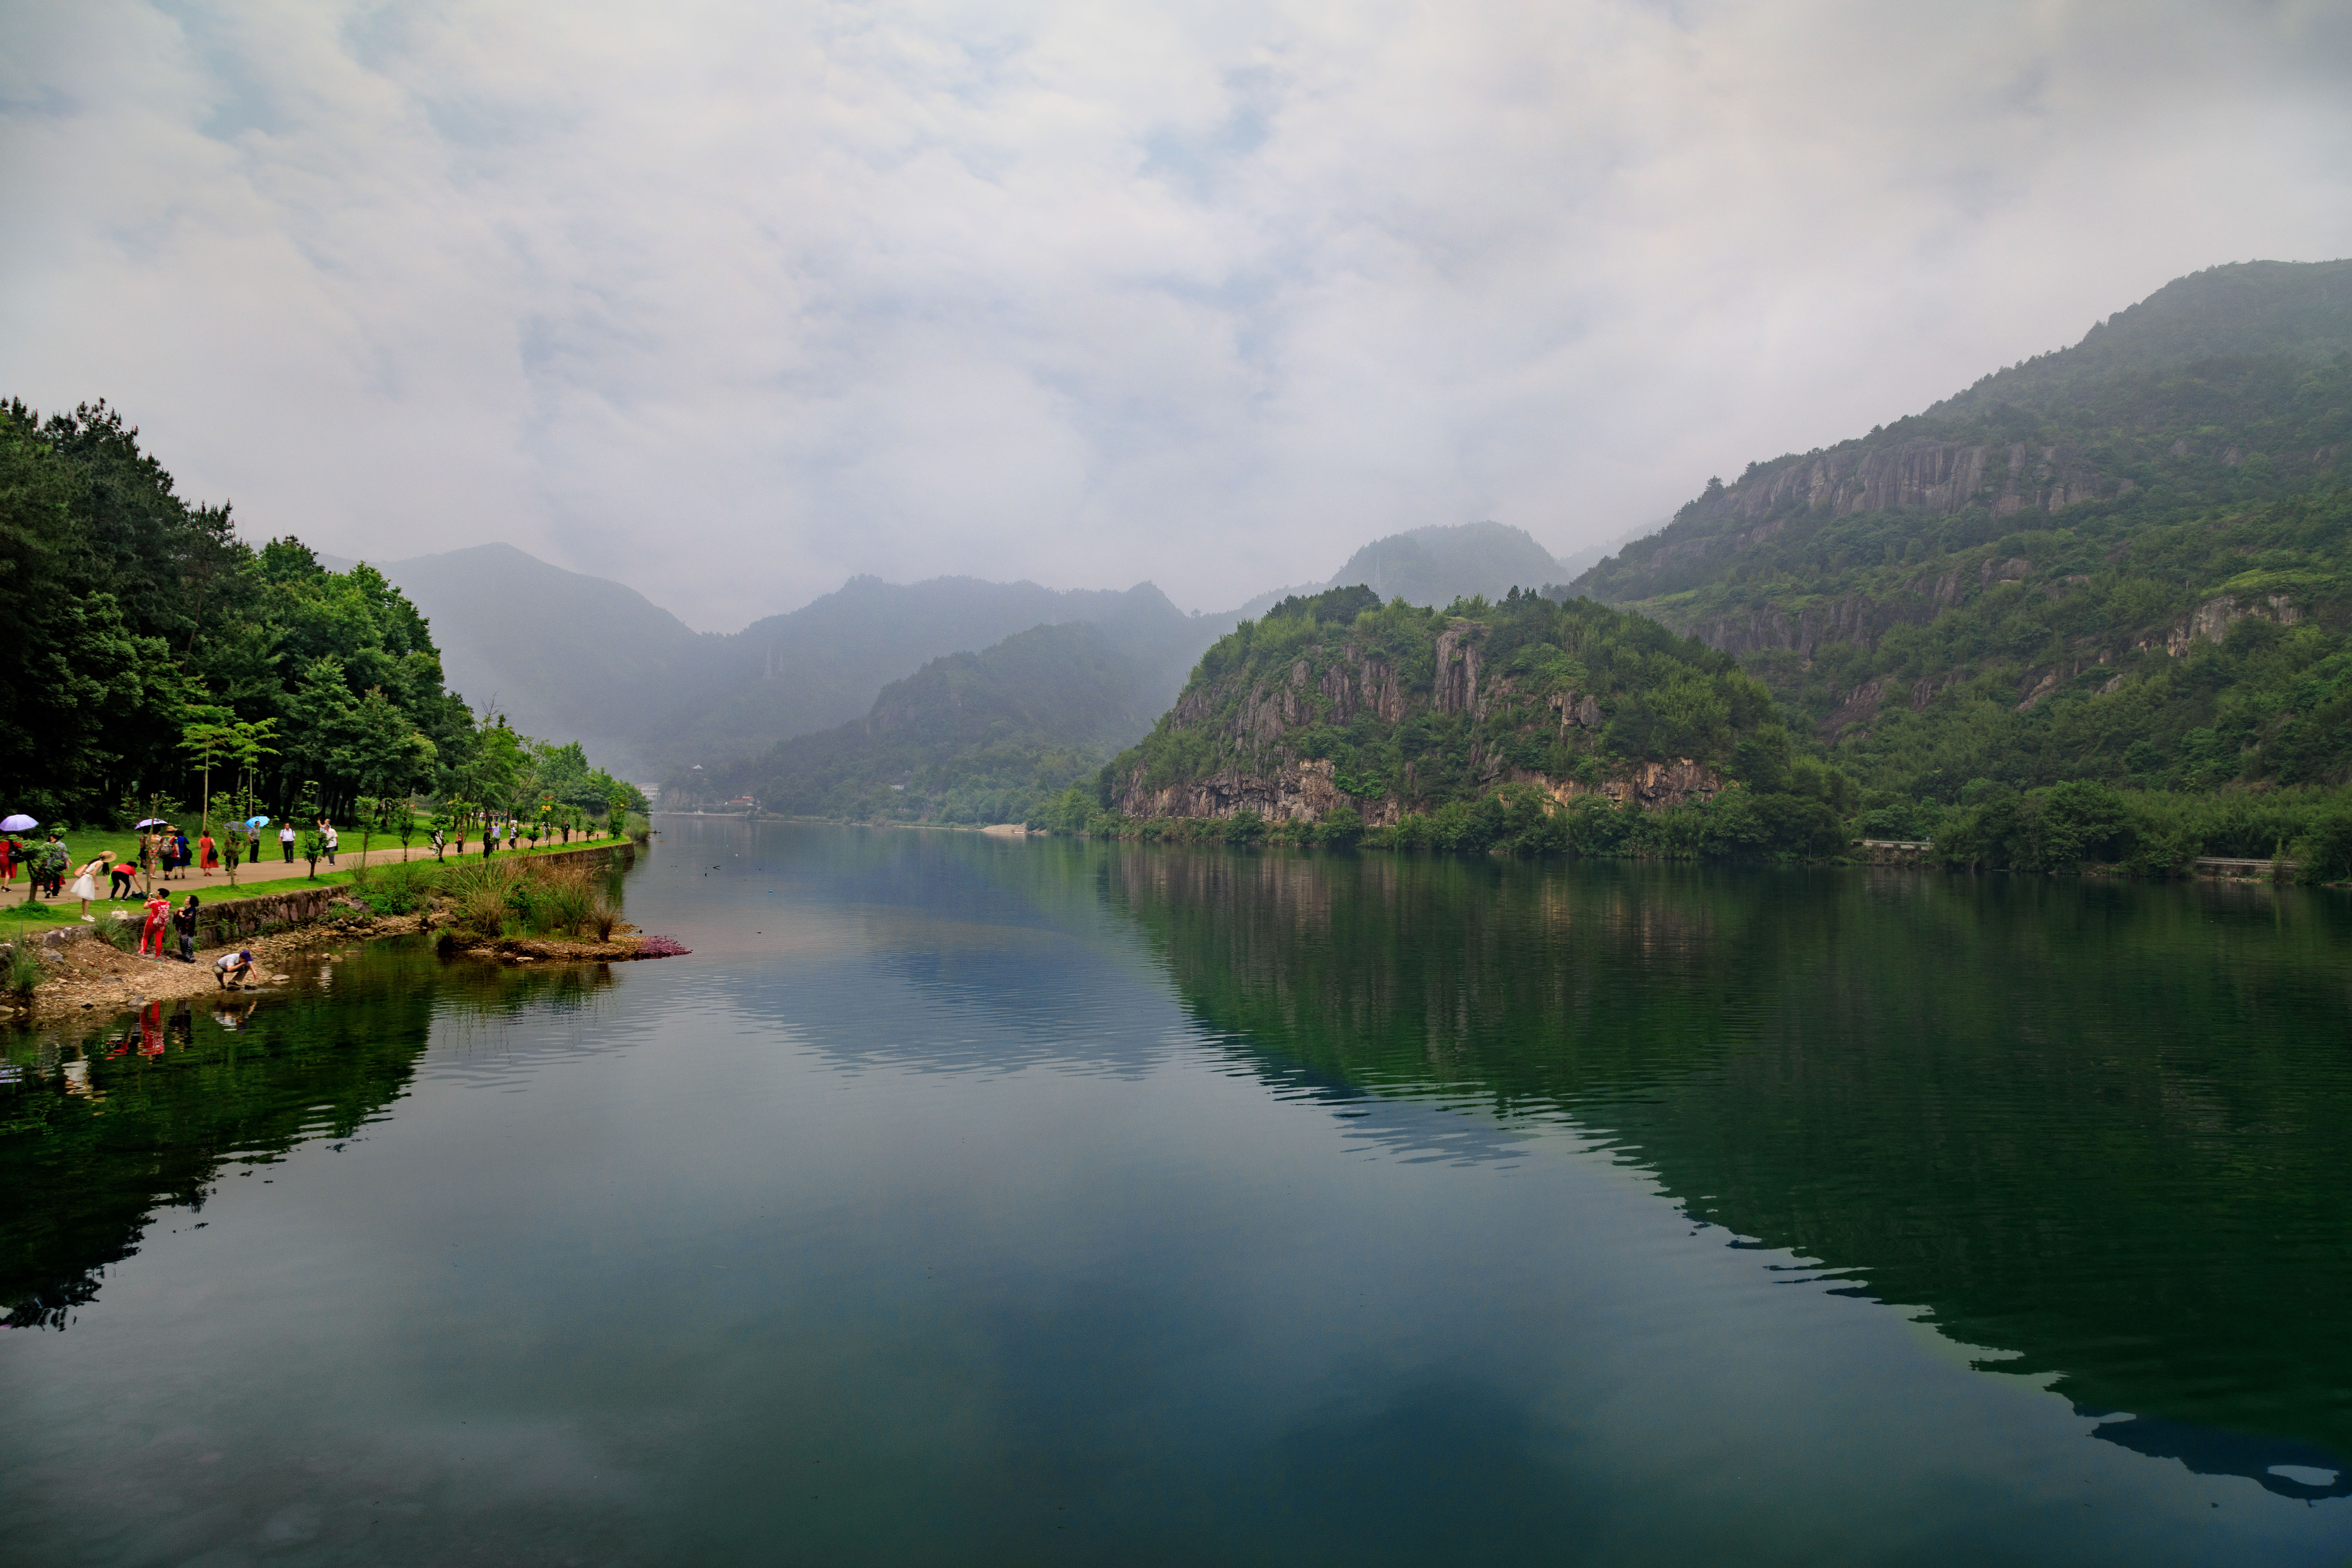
[687,621,1168,824]
[352,548,1211,779]
[356,520,1595,784]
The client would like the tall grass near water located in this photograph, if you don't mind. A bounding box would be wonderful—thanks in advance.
[442,858,620,940]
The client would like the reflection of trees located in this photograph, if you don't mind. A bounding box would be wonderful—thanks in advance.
[0,941,614,1329]
[1097,848,2352,1488]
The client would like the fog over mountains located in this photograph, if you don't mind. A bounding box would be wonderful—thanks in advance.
[339,520,1588,780]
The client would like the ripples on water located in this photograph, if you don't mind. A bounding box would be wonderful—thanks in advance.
[3,823,2350,1565]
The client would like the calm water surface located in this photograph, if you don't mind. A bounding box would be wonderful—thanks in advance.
[4,822,2351,1564]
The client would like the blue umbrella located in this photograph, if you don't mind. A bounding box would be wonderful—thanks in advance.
[244,816,271,828]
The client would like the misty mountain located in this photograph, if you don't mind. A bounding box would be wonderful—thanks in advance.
[1218,520,1580,623]
[352,547,1214,779]
[1563,257,2352,806]
[686,622,1164,824]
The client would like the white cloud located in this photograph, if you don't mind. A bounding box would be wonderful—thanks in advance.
[4,0,2348,628]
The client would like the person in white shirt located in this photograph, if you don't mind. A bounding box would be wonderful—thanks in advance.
[279,822,296,863]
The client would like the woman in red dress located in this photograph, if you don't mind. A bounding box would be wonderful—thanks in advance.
[139,891,171,957]
[200,830,217,874]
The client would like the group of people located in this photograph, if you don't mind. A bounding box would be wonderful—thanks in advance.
[4,814,359,915]
[1,832,71,899]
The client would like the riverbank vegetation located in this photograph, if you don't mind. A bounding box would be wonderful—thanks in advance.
[0,398,645,871]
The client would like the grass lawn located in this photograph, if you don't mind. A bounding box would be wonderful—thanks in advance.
[0,827,627,939]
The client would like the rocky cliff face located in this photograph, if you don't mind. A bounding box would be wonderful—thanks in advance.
[1113,611,1728,824]
[1691,441,2116,533]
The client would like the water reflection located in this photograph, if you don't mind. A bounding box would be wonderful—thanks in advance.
[1070,842,2352,1498]
[0,941,618,1329]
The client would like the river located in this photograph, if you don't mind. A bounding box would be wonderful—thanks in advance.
[4,821,2349,1564]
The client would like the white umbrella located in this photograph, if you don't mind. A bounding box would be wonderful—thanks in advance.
[0,814,35,833]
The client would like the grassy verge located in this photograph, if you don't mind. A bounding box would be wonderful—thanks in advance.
[0,835,630,939]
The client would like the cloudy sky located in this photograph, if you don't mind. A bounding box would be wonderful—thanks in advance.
[5,1,2349,630]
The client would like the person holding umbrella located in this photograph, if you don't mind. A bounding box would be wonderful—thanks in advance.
[0,812,32,895]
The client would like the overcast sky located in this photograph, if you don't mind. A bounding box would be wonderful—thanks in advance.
[5,1,2349,630]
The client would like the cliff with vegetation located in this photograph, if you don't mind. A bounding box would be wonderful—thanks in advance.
[1093,585,1857,856]
[1555,259,2352,872]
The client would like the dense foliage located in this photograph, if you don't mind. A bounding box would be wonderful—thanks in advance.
[1088,585,1861,859]
[1537,260,2352,878]
[0,399,635,826]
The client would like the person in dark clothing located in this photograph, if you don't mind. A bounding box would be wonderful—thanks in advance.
[174,895,201,963]
[108,860,136,899]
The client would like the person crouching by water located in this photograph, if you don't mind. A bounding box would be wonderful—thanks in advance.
[174,895,201,962]
[214,948,254,990]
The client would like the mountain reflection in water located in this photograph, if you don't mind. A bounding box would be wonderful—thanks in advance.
[1068,845,2352,1497]
[4,827,2350,1562]
[0,946,614,1330]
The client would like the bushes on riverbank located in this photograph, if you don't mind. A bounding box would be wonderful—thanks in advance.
[439,857,624,940]
[1027,777,2352,882]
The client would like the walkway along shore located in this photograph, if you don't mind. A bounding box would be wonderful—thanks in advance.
[2,843,646,1024]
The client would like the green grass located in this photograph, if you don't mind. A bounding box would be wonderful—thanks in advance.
[0,832,622,939]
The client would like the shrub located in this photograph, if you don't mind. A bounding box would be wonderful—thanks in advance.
[535,869,596,936]
[5,941,44,998]
[1316,806,1364,849]
[2298,814,2352,884]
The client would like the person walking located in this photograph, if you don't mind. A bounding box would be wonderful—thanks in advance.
[223,832,240,876]
[69,854,106,919]
[322,819,338,865]
[0,834,15,894]
[174,895,201,963]
[280,822,296,863]
[139,890,170,958]
[108,857,136,901]
[199,829,217,875]
[38,833,68,899]
[172,828,190,879]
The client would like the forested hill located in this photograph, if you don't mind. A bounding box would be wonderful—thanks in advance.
[682,622,1169,825]
[1564,259,2352,813]
[0,400,636,824]
[1099,584,1857,855]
